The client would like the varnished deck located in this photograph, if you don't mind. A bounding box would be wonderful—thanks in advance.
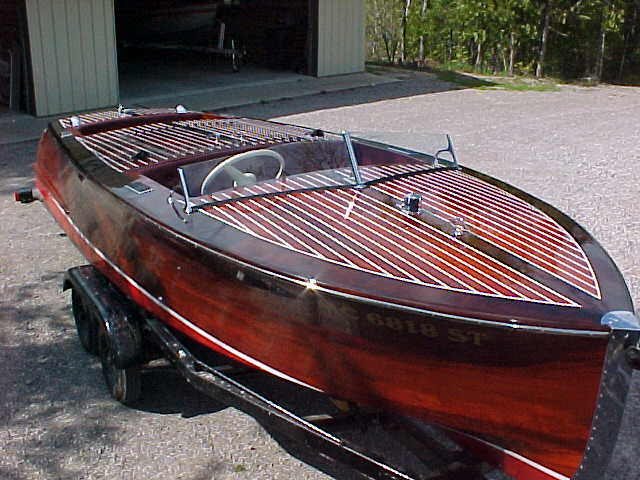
[62,110,315,172]
[200,165,598,307]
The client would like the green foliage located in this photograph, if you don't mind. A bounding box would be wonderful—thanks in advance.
[478,80,561,91]
[432,69,499,87]
[431,69,560,90]
[366,0,640,82]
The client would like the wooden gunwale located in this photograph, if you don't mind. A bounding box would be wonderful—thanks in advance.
[196,176,627,325]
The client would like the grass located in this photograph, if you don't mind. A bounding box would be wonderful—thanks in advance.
[479,80,560,92]
[431,69,498,88]
[367,62,560,92]
[432,68,560,91]
[232,464,247,473]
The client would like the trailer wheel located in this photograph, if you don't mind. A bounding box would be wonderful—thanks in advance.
[99,324,142,405]
[71,288,99,355]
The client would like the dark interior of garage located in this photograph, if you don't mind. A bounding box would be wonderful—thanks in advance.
[115,0,313,104]
[0,0,28,113]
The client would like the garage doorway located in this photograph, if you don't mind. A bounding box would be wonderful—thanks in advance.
[114,0,313,106]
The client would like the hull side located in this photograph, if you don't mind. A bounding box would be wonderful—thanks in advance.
[34,130,612,478]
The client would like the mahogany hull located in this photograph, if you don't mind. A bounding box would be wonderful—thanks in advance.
[31,112,638,480]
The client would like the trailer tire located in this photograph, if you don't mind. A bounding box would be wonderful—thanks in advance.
[99,324,142,405]
[71,288,99,355]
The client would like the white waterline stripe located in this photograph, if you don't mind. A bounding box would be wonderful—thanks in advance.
[447,429,570,480]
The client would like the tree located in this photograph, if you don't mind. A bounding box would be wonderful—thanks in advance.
[536,0,553,77]
[617,0,639,79]
[595,0,612,80]
[418,0,428,64]
[400,0,412,64]
[366,0,640,81]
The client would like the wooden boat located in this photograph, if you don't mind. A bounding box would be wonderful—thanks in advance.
[24,107,639,480]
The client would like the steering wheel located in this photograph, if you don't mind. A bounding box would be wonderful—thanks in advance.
[200,149,285,195]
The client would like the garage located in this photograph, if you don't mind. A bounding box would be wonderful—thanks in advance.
[115,0,311,103]
[10,0,364,116]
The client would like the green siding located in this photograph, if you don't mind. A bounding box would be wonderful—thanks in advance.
[317,0,365,77]
[26,0,118,116]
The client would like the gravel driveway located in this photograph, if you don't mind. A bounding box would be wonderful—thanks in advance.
[1,75,639,480]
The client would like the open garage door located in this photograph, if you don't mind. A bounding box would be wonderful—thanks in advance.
[115,0,313,107]
[21,0,364,116]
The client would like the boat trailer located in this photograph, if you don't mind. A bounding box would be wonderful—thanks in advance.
[63,264,506,480]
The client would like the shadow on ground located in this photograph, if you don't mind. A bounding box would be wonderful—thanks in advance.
[219,67,490,120]
[0,265,232,479]
[132,367,228,417]
[0,139,38,194]
[1,271,123,480]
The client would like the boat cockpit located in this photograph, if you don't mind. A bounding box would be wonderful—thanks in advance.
[144,130,459,216]
[60,110,459,215]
